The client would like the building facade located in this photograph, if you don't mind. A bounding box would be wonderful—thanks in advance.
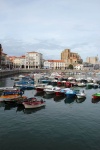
[61,49,83,67]
[25,51,43,69]
[1,52,7,69]
[86,56,99,64]
[44,60,65,69]
[13,55,25,68]
[74,64,83,70]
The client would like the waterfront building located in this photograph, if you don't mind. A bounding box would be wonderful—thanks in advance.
[44,60,65,69]
[1,52,7,69]
[0,44,3,68]
[13,55,25,68]
[6,56,13,69]
[25,51,43,69]
[74,64,83,70]
[61,49,83,67]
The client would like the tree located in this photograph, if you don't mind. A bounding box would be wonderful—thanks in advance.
[67,64,73,69]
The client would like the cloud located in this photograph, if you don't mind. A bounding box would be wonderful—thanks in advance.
[0,0,100,62]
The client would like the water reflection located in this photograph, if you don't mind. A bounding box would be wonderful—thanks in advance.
[0,102,5,108]
[54,96,65,102]
[91,98,100,103]
[43,93,55,99]
[64,97,76,104]
[34,91,44,97]
[23,106,46,114]
[4,103,17,110]
[76,97,86,103]
[16,105,25,112]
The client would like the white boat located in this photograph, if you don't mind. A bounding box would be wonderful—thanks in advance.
[22,98,45,109]
[34,83,52,92]
[0,87,19,92]
[77,82,86,87]
[76,91,86,99]
[44,86,61,94]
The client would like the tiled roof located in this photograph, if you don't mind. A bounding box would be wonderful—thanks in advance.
[48,60,65,62]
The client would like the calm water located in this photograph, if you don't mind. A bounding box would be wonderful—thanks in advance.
[0,76,100,150]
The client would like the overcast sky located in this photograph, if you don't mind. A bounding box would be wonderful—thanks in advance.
[0,0,100,61]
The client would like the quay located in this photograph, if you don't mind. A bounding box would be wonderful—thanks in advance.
[0,69,51,78]
[0,69,99,79]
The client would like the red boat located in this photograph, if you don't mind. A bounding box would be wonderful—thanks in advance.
[57,81,62,86]
[65,82,73,88]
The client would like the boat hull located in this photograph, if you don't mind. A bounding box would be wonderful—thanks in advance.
[92,95,100,100]
[92,93,100,100]
[23,102,45,109]
[55,91,65,97]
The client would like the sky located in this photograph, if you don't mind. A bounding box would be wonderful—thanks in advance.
[0,0,100,62]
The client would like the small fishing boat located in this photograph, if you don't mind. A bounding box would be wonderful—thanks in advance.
[0,87,18,92]
[77,82,86,87]
[76,97,86,103]
[2,88,24,96]
[35,84,47,92]
[22,98,45,109]
[76,90,86,99]
[0,94,26,102]
[86,83,93,89]
[55,88,70,97]
[93,83,99,89]
[92,92,100,100]
[65,89,77,99]
[44,86,60,94]
[65,82,73,88]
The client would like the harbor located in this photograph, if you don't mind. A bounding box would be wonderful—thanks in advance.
[0,71,100,150]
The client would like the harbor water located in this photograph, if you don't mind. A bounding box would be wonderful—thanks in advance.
[0,75,100,150]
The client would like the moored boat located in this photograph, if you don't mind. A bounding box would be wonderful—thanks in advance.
[35,84,47,92]
[65,89,77,99]
[0,94,26,102]
[92,93,100,100]
[76,90,86,99]
[55,88,70,97]
[22,98,45,109]
[77,82,86,87]
[44,86,60,94]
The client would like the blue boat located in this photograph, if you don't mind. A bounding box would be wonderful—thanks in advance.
[65,89,77,99]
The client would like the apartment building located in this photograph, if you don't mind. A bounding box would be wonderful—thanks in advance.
[61,49,83,67]
[25,51,43,69]
[13,55,25,68]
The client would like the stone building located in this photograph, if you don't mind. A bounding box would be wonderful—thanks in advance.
[61,49,83,67]
[86,56,99,64]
